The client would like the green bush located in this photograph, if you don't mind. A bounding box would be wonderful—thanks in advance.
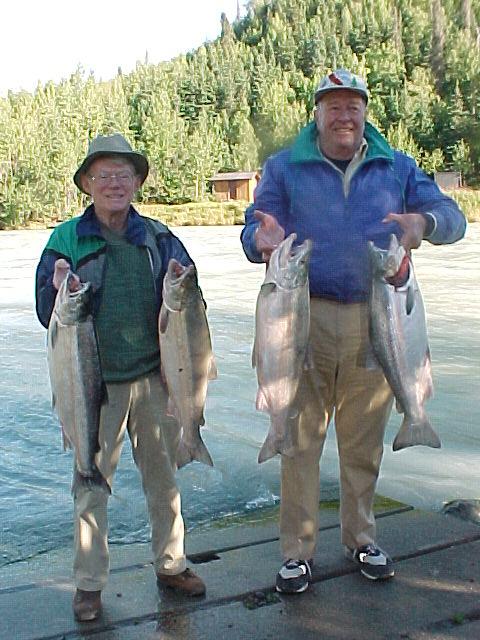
[445,189,480,223]
[137,200,248,226]
[4,191,478,230]
[140,191,480,226]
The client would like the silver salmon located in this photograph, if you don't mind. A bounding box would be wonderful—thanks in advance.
[253,233,312,463]
[368,235,440,451]
[159,259,216,468]
[47,272,109,493]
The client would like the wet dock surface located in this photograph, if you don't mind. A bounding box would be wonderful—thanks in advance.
[2,503,480,639]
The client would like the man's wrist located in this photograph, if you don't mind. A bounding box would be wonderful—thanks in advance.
[420,213,436,239]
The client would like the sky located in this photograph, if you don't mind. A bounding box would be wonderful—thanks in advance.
[1,0,243,96]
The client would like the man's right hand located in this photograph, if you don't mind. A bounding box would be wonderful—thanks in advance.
[53,259,81,291]
[254,210,285,262]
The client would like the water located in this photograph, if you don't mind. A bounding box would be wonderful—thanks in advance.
[0,225,479,567]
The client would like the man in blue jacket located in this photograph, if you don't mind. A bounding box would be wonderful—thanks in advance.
[241,69,466,594]
[36,134,206,621]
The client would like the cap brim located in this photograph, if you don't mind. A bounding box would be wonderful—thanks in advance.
[314,87,368,104]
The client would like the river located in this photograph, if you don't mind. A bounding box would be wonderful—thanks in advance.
[0,224,479,567]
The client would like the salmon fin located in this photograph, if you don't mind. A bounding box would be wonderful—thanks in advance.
[61,425,72,450]
[287,407,299,420]
[166,396,177,419]
[252,337,258,369]
[71,466,111,496]
[208,356,218,380]
[422,350,434,400]
[160,363,167,386]
[52,393,56,410]
[256,388,269,412]
[405,284,415,316]
[176,437,214,469]
[100,380,108,405]
[159,306,169,334]
[364,342,382,371]
[392,415,441,451]
[50,320,58,349]
[260,282,277,295]
[303,345,314,370]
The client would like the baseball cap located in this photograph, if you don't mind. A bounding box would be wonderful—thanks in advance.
[314,69,369,104]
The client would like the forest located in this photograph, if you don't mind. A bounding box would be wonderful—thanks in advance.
[0,0,479,227]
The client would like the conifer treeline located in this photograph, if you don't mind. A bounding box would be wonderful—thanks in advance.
[1,0,479,227]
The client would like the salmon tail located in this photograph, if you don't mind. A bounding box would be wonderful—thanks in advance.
[176,437,214,469]
[257,435,279,463]
[258,418,295,464]
[61,425,72,451]
[392,416,441,451]
[208,356,218,380]
[71,466,111,496]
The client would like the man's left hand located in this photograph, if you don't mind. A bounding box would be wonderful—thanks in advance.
[382,213,427,251]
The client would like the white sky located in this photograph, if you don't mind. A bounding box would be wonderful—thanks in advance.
[1,0,242,96]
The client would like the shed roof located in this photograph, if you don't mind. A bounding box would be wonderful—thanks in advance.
[209,171,259,181]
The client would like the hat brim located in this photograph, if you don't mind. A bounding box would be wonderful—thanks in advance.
[73,151,149,194]
[314,87,368,104]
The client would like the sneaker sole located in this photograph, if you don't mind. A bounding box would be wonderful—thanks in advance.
[360,568,395,581]
[276,582,310,594]
[73,608,102,622]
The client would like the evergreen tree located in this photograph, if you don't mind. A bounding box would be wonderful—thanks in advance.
[2,0,480,227]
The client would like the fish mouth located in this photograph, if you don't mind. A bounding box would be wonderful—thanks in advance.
[291,238,312,264]
[286,237,312,274]
[164,259,197,310]
[167,259,196,283]
[275,234,312,268]
[275,233,297,268]
[59,273,90,301]
[67,277,90,297]
[271,234,312,288]
[56,277,92,323]
[167,258,186,278]
[368,235,405,277]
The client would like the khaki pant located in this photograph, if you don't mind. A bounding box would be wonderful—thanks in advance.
[73,372,186,591]
[280,299,393,560]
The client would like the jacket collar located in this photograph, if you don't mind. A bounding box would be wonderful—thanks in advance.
[76,204,146,245]
[290,121,394,164]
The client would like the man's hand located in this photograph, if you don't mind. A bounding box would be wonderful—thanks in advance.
[254,210,285,262]
[383,213,427,251]
[53,259,81,291]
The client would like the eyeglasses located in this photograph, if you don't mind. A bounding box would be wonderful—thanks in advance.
[89,172,135,185]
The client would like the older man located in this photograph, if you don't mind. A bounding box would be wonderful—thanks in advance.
[241,69,466,594]
[36,134,205,621]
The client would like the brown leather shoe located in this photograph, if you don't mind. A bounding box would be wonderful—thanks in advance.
[73,589,102,622]
[156,568,206,596]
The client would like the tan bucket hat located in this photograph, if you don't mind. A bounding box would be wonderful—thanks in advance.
[73,133,149,194]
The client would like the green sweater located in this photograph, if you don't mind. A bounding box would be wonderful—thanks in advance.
[95,228,160,383]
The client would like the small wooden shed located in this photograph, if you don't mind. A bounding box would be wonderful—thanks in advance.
[209,171,260,201]
[434,171,463,190]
